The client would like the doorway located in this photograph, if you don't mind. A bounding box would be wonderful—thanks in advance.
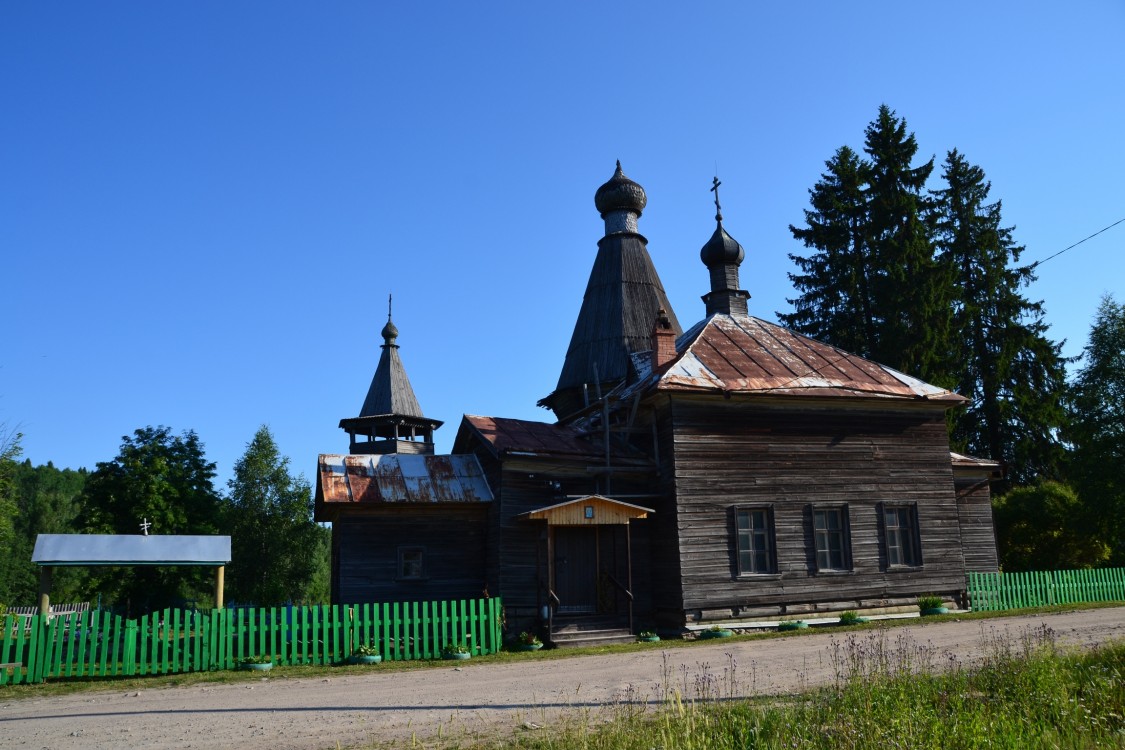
[553,527,598,613]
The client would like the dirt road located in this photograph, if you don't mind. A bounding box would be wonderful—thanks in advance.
[2,607,1122,750]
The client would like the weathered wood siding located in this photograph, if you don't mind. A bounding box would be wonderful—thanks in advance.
[955,475,999,573]
[666,395,967,618]
[334,505,488,604]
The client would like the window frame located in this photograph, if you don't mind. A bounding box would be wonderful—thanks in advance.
[396,546,427,581]
[734,505,777,577]
[811,505,852,573]
[882,503,922,569]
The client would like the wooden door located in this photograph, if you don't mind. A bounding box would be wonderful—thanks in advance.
[553,527,597,613]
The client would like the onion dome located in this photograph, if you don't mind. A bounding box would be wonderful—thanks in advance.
[700,223,745,267]
[381,318,399,346]
[594,161,647,218]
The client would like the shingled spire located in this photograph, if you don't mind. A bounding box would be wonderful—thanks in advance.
[539,163,682,420]
[339,297,443,455]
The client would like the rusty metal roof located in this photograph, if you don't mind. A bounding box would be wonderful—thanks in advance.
[651,314,964,402]
[315,454,494,512]
[458,415,609,459]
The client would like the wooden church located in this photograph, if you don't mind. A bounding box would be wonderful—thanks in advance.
[314,163,1000,643]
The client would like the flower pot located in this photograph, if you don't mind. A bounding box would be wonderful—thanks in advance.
[921,606,949,616]
[778,621,808,632]
[351,654,383,664]
[514,643,542,652]
[443,651,471,660]
[242,661,273,671]
[700,628,733,639]
[639,635,660,643]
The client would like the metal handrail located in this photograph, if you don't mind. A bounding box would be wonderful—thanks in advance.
[605,574,633,601]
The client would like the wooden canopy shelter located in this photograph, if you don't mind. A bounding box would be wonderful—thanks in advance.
[31,534,232,614]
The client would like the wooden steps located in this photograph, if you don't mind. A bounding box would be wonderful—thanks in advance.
[550,614,635,648]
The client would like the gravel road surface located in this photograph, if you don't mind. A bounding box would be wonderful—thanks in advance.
[1,607,1122,749]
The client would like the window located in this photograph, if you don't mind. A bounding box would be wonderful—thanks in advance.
[398,547,425,580]
[735,507,775,575]
[813,507,851,571]
[884,505,921,567]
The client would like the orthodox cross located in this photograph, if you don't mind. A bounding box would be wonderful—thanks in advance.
[710,176,723,222]
[387,293,393,322]
[139,517,152,536]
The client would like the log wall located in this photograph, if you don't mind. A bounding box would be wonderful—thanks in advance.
[664,395,969,621]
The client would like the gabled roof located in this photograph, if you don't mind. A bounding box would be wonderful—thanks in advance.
[644,313,964,403]
[314,454,493,517]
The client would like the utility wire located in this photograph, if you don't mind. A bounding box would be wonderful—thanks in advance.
[1026,216,1125,270]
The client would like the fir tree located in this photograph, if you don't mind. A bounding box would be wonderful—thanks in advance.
[932,150,1069,487]
[784,105,951,383]
[1067,295,1125,563]
[782,145,874,355]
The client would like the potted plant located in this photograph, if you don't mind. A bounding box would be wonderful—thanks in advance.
[699,624,733,639]
[638,630,660,642]
[513,631,543,652]
[778,620,808,632]
[837,610,868,626]
[442,642,472,660]
[350,644,382,664]
[239,655,273,672]
[918,595,948,616]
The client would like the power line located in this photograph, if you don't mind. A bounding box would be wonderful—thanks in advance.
[1026,216,1125,270]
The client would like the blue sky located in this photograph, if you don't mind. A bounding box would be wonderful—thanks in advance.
[3,1,1123,489]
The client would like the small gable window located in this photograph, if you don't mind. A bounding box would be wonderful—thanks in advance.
[398,546,425,580]
[735,507,776,575]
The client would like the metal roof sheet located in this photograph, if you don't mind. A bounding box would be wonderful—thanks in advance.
[32,534,231,566]
[654,314,964,402]
[316,453,494,505]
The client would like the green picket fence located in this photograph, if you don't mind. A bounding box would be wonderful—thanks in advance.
[967,568,1125,612]
[1,597,503,686]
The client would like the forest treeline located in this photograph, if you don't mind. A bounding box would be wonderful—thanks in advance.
[1,105,1122,611]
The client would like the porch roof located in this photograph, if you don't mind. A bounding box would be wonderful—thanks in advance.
[517,494,654,525]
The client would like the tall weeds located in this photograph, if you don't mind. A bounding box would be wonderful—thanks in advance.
[507,627,1124,750]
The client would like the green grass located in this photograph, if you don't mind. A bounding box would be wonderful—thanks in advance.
[471,626,1125,750]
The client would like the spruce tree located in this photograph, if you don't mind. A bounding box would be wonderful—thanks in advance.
[861,105,951,381]
[782,145,874,355]
[784,106,951,383]
[932,150,1069,487]
[1067,295,1125,563]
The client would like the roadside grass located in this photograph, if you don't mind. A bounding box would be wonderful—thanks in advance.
[1,601,1121,702]
[440,625,1125,750]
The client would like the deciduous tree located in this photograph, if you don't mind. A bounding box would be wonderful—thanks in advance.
[225,426,328,605]
[78,426,222,613]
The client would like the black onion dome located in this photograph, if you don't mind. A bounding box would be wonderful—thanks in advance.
[594,160,647,218]
[700,222,745,267]
[381,318,399,343]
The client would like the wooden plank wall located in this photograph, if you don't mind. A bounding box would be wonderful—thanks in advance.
[955,475,1000,573]
[666,395,968,620]
[335,506,489,604]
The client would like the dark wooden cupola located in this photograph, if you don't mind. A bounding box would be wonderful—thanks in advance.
[540,162,681,420]
[339,305,442,455]
[699,176,750,317]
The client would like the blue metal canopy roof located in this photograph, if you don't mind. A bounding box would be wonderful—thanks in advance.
[32,534,232,567]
